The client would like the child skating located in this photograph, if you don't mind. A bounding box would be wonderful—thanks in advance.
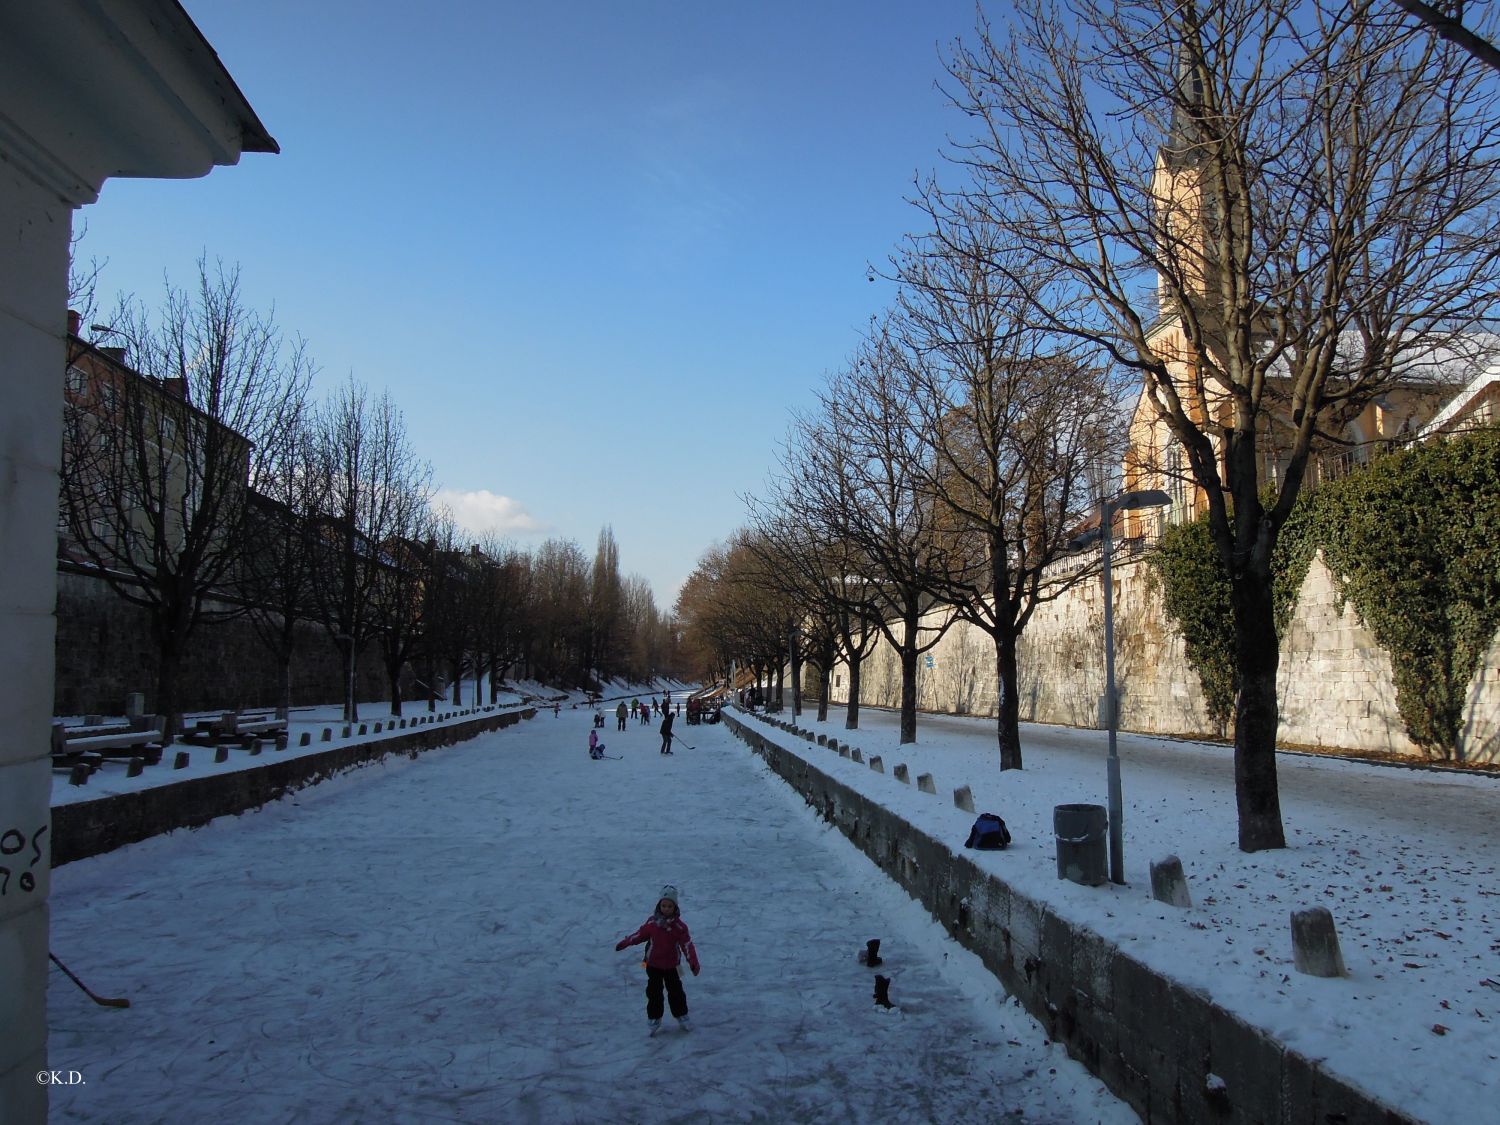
[614,884,699,1034]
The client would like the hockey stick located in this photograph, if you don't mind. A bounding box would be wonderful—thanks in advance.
[671,733,696,751]
[49,952,131,1008]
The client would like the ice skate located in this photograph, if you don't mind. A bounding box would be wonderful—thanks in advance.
[648,1018,662,1036]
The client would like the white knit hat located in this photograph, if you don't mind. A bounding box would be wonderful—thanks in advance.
[658,884,680,907]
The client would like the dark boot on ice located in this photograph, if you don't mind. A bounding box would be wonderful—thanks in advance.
[858,939,882,967]
[873,975,894,1009]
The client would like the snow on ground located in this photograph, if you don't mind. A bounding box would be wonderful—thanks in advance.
[739,705,1500,1124]
[46,700,1132,1124]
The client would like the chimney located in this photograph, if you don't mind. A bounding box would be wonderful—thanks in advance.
[162,377,187,400]
[67,309,82,336]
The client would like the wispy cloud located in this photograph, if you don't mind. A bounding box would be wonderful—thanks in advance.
[432,488,545,538]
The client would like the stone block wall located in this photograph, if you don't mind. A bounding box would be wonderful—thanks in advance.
[723,713,1409,1124]
[829,553,1500,764]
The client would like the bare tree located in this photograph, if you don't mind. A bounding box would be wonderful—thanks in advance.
[945,0,1500,848]
[890,203,1123,769]
[796,326,956,744]
[240,407,325,719]
[745,483,883,729]
[61,258,310,735]
[589,527,625,682]
[472,536,532,702]
[367,483,436,718]
[1391,0,1500,71]
[309,378,428,722]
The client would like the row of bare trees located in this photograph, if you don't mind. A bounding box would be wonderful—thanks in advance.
[681,1,1500,853]
[62,260,682,736]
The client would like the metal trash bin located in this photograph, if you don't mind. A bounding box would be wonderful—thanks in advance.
[1054,803,1108,886]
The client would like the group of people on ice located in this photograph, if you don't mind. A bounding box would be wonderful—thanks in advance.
[591,694,679,758]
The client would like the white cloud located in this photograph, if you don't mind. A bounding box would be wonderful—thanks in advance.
[432,488,545,538]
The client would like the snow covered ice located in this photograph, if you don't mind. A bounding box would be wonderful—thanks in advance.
[46,706,1133,1124]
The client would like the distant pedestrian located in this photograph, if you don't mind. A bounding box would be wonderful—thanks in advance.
[616,701,628,731]
[659,709,676,755]
[614,885,699,1035]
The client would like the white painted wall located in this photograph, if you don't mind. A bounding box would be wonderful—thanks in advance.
[0,160,69,1125]
[1,6,274,1120]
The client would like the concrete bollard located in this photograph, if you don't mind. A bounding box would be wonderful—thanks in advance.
[342,725,352,738]
[838,745,851,758]
[214,746,229,764]
[869,755,884,773]
[817,734,827,746]
[953,786,975,813]
[321,728,331,742]
[68,764,89,786]
[894,764,910,784]
[374,722,382,733]
[1150,855,1193,908]
[1291,907,1347,977]
[851,748,863,764]
[173,751,190,769]
[249,741,263,757]
[400,719,407,729]
[126,757,145,778]
[276,732,289,750]
[917,773,936,794]
[358,723,368,736]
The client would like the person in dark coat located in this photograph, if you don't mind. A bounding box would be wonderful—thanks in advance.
[659,709,676,754]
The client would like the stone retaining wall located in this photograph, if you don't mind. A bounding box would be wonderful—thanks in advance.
[723,712,1411,1125]
[829,553,1500,764]
[51,708,536,866]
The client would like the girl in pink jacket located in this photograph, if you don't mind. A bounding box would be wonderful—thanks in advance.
[614,884,700,1034]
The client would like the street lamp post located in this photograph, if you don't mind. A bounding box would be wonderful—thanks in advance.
[1098,489,1171,885]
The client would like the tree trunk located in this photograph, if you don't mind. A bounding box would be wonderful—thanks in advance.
[774,665,784,710]
[155,636,184,743]
[994,631,1024,770]
[388,659,404,717]
[342,638,358,723]
[845,655,862,730]
[791,642,802,717]
[899,627,918,745]
[276,649,293,722]
[1231,573,1287,851]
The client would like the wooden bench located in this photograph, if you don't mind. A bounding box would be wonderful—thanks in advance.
[187,711,288,744]
[51,717,166,783]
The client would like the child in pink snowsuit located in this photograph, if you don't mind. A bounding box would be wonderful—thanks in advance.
[614,884,699,1032]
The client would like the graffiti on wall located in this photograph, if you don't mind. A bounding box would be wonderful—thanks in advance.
[0,823,47,895]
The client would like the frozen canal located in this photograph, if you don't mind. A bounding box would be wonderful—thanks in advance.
[47,710,1132,1123]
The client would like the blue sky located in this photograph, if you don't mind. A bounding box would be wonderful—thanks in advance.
[77,0,981,609]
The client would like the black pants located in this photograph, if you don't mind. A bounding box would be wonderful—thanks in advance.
[617,716,626,730]
[645,967,688,1020]
[660,734,672,753]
